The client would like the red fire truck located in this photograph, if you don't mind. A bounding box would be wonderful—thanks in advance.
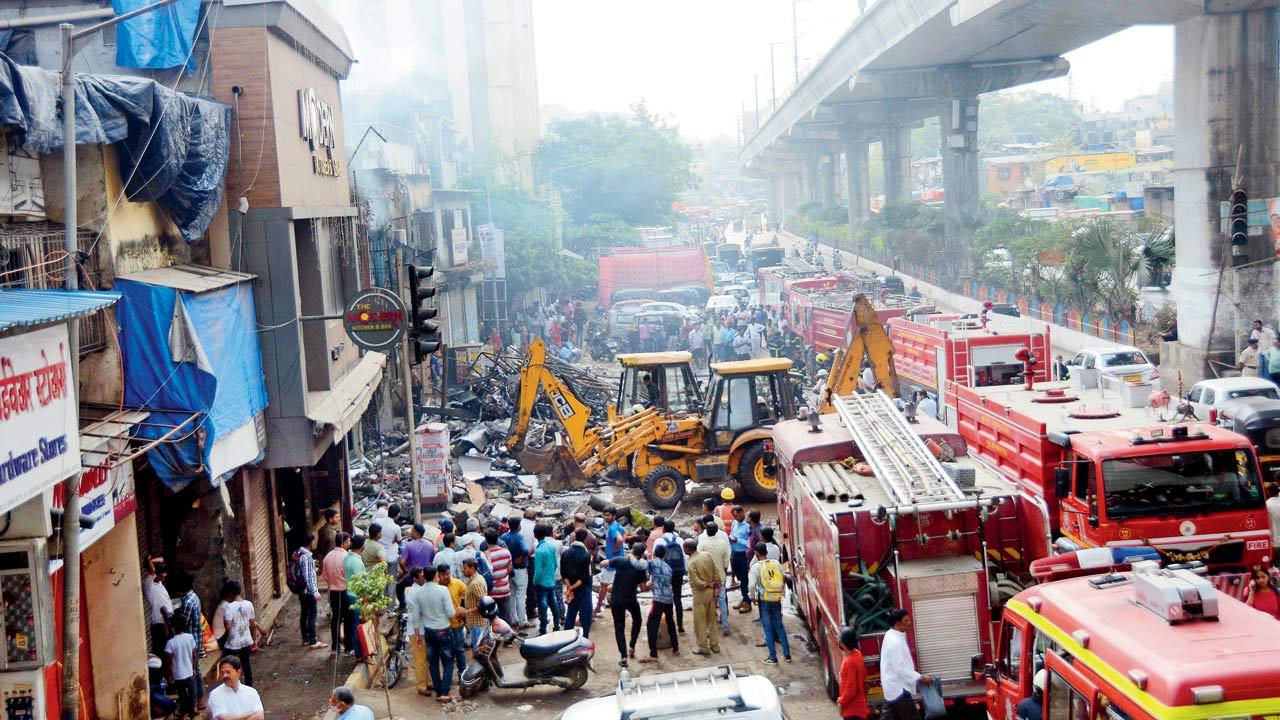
[950,377,1271,589]
[775,391,1049,708]
[974,560,1280,720]
[760,271,839,313]
[790,286,930,350]
[889,313,1053,407]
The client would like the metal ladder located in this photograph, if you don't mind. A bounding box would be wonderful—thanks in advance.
[832,391,965,507]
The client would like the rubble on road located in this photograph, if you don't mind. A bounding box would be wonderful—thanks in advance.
[350,350,636,535]
[349,348,737,545]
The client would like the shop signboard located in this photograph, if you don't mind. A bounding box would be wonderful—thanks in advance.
[451,226,469,267]
[0,325,78,514]
[412,422,450,509]
[343,287,406,352]
[478,224,506,279]
[51,439,135,550]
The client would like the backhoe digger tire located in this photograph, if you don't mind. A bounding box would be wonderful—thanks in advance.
[642,466,686,509]
[737,442,778,502]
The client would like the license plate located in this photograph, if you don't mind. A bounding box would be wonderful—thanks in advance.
[1124,374,1142,383]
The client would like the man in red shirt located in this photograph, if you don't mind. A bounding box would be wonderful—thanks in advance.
[838,627,870,720]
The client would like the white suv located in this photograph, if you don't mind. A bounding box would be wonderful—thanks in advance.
[558,665,787,720]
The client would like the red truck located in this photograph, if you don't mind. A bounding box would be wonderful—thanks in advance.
[951,377,1270,593]
[774,391,1047,709]
[889,313,1053,407]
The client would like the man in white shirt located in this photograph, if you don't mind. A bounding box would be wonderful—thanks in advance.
[879,609,932,720]
[143,561,173,657]
[370,502,402,568]
[207,656,264,720]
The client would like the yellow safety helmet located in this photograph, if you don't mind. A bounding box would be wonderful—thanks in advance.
[816,353,829,363]
[720,487,736,501]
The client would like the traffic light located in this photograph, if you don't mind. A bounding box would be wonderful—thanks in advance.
[406,264,440,364]
[1229,189,1249,263]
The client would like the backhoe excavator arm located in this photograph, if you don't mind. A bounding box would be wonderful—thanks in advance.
[820,294,899,412]
[504,339,596,456]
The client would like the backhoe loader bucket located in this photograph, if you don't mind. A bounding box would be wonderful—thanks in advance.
[515,444,590,491]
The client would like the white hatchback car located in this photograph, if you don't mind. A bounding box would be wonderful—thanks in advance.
[558,665,787,720]
[1067,345,1159,387]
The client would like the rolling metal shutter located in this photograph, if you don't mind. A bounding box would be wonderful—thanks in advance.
[911,593,980,679]
[244,471,280,602]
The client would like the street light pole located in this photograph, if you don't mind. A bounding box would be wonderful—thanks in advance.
[57,3,178,718]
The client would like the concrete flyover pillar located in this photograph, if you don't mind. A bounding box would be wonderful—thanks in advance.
[781,171,802,228]
[768,175,784,229]
[1168,7,1279,383]
[939,95,980,285]
[819,156,837,207]
[882,123,912,206]
[803,155,821,204]
[844,135,870,238]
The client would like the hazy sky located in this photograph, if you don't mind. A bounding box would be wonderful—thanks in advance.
[532,1,1175,140]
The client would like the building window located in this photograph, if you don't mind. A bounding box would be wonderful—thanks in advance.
[997,168,1012,180]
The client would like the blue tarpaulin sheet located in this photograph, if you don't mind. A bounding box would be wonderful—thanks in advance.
[0,53,229,243]
[116,278,268,490]
[113,0,201,70]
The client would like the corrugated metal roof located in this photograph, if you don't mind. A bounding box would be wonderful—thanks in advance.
[0,289,121,331]
[117,264,256,293]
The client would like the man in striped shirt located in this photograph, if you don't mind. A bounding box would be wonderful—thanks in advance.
[295,533,325,648]
[483,529,513,623]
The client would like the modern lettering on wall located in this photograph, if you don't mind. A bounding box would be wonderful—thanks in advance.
[298,88,342,178]
[0,325,79,514]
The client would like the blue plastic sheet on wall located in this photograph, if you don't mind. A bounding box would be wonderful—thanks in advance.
[116,278,268,490]
[0,54,229,242]
[112,0,201,70]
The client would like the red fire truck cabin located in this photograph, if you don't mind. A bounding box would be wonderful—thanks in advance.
[950,378,1270,589]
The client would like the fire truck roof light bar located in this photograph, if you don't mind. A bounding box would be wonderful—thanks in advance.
[831,391,966,507]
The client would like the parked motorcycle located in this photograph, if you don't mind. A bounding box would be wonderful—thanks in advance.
[589,328,618,361]
[459,597,594,698]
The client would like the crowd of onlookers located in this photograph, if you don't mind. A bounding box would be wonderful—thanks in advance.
[275,490,796,703]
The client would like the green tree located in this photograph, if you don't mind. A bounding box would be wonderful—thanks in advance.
[463,175,595,299]
[979,91,1082,151]
[536,104,697,226]
[1072,217,1141,320]
[563,213,640,257]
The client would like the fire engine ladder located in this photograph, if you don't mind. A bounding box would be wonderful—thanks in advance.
[832,391,965,508]
[950,326,971,387]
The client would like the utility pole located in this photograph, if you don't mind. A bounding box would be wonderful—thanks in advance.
[754,75,760,128]
[396,248,422,522]
[792,0,800,85]
[770,47,777,109]
[58,3,178,718]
